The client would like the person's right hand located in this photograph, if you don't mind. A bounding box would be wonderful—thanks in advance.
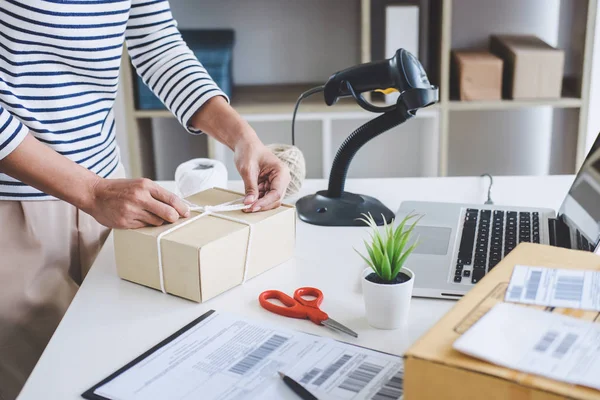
[85,178,190,229]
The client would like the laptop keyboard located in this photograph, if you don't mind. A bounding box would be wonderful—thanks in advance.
[454,209,540,285]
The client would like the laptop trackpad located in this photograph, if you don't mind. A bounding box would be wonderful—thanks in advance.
[410,226,452,255]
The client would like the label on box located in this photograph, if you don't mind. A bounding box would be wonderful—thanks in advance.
[453,303,600,391]
[505,265,600,311]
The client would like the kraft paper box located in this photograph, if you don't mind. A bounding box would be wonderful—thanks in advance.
[490,35,565,99]
[114,188,296,302]
[404,243,600,400]
[452,51,503,100]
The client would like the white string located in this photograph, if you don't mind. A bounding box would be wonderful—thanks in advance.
[155,198,252,294]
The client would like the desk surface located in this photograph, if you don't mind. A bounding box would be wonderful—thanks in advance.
[17,175,575,399]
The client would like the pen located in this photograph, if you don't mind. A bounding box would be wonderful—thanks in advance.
[278,371,319,400]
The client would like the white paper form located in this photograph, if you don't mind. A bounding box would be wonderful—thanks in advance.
[93,311,404,400]
[505,265,600,311]
[453,303,600,391]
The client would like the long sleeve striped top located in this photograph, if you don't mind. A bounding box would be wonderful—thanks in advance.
[0,0,227,200]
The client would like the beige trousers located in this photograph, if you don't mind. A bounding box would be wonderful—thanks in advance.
[0,165,125,400]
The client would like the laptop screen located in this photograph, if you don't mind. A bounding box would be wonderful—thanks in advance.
[557,133,600,250]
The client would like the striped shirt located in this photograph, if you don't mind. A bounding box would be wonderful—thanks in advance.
[0,0,227,200]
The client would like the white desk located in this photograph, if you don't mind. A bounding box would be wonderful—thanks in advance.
[17,176,574,399]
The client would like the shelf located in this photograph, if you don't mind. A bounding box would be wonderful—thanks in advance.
[133,84,440,118]
[134,109,173,118]
[134,84,357,118]
[447,97,582,111]
[123,0,596,180]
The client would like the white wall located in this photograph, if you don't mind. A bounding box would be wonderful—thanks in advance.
[168,0,361,85]
[587,1,600,153]
[449,0,567,177]
[449,109,552,176]
[330,117,438,178]
[151,119,209,180]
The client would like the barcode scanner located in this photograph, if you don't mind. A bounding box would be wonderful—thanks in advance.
[323,49,435,107]
[293,49,439,227]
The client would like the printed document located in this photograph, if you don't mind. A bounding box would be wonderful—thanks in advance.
[92,311,404,400]
[453,303,600,391]
[505,265,600,311]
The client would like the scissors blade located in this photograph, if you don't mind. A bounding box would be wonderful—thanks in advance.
[322,318,358,338]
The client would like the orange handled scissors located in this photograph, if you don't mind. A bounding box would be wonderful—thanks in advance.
[259,287,358,338]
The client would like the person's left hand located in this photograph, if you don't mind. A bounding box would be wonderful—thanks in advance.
[188,96,290,211]
[234,137,290,212]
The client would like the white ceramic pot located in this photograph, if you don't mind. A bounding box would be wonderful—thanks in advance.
[361,267,415,329]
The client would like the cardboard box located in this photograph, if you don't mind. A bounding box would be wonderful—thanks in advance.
[114,188,296,302]
[452,51,503,101]
[490,35,565,99]
[404,243,600,400]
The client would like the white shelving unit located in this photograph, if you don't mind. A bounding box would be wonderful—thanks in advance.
[120,0,597,181]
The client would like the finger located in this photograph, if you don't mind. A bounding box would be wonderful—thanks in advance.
[251,189,282,212]
[137,210,164,227]
[252,173,288,211]
[143,198,180,223]
[242,182,267,212]
[147,183,190,218]
[239,165,259,205]
[258,181,268,197]
[130,220,147,229]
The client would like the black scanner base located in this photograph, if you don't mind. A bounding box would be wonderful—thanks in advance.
[296,190,395,227]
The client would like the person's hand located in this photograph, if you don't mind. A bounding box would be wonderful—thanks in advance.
[187,96,290,210]
[85,177,190,229]
[234,137,291,212]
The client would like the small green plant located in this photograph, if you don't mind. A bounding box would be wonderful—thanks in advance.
[355,212,421,282]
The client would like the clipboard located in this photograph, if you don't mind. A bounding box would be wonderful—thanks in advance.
[82,310,216,400]
[82,309,404,400]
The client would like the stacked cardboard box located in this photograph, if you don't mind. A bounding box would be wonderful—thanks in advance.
[490,35,565,99]
[404,243,600,400]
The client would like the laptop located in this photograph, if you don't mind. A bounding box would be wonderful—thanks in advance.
[396,133,600,300]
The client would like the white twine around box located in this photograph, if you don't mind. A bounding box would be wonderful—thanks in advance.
[155,198,252,294]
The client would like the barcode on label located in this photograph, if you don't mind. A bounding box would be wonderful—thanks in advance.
[555,276,584,302]
[228,334,288,375]
[313,354,352,386]
[553,333,578,358]
[508,285,524,300]
[338,362,384,393]
[525,271,542,300]
[300,368,322,384]
[371,368,404,400]
[534,330,559,353]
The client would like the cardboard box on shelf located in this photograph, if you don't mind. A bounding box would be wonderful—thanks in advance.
[404,243,600,400]
[490,35,565,99]
[114,188,296,303]
[452,51,503,101]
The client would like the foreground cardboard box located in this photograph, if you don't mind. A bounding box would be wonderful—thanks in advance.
[452,51,503,100]
[490,35,564,99]
[114,188,296,302]
[404,243,600,400]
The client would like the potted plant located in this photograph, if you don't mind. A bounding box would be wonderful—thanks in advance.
[356,212,421,329]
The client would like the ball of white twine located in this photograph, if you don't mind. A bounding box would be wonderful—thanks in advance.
[175,158,228,198]
[267,144,306,197]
